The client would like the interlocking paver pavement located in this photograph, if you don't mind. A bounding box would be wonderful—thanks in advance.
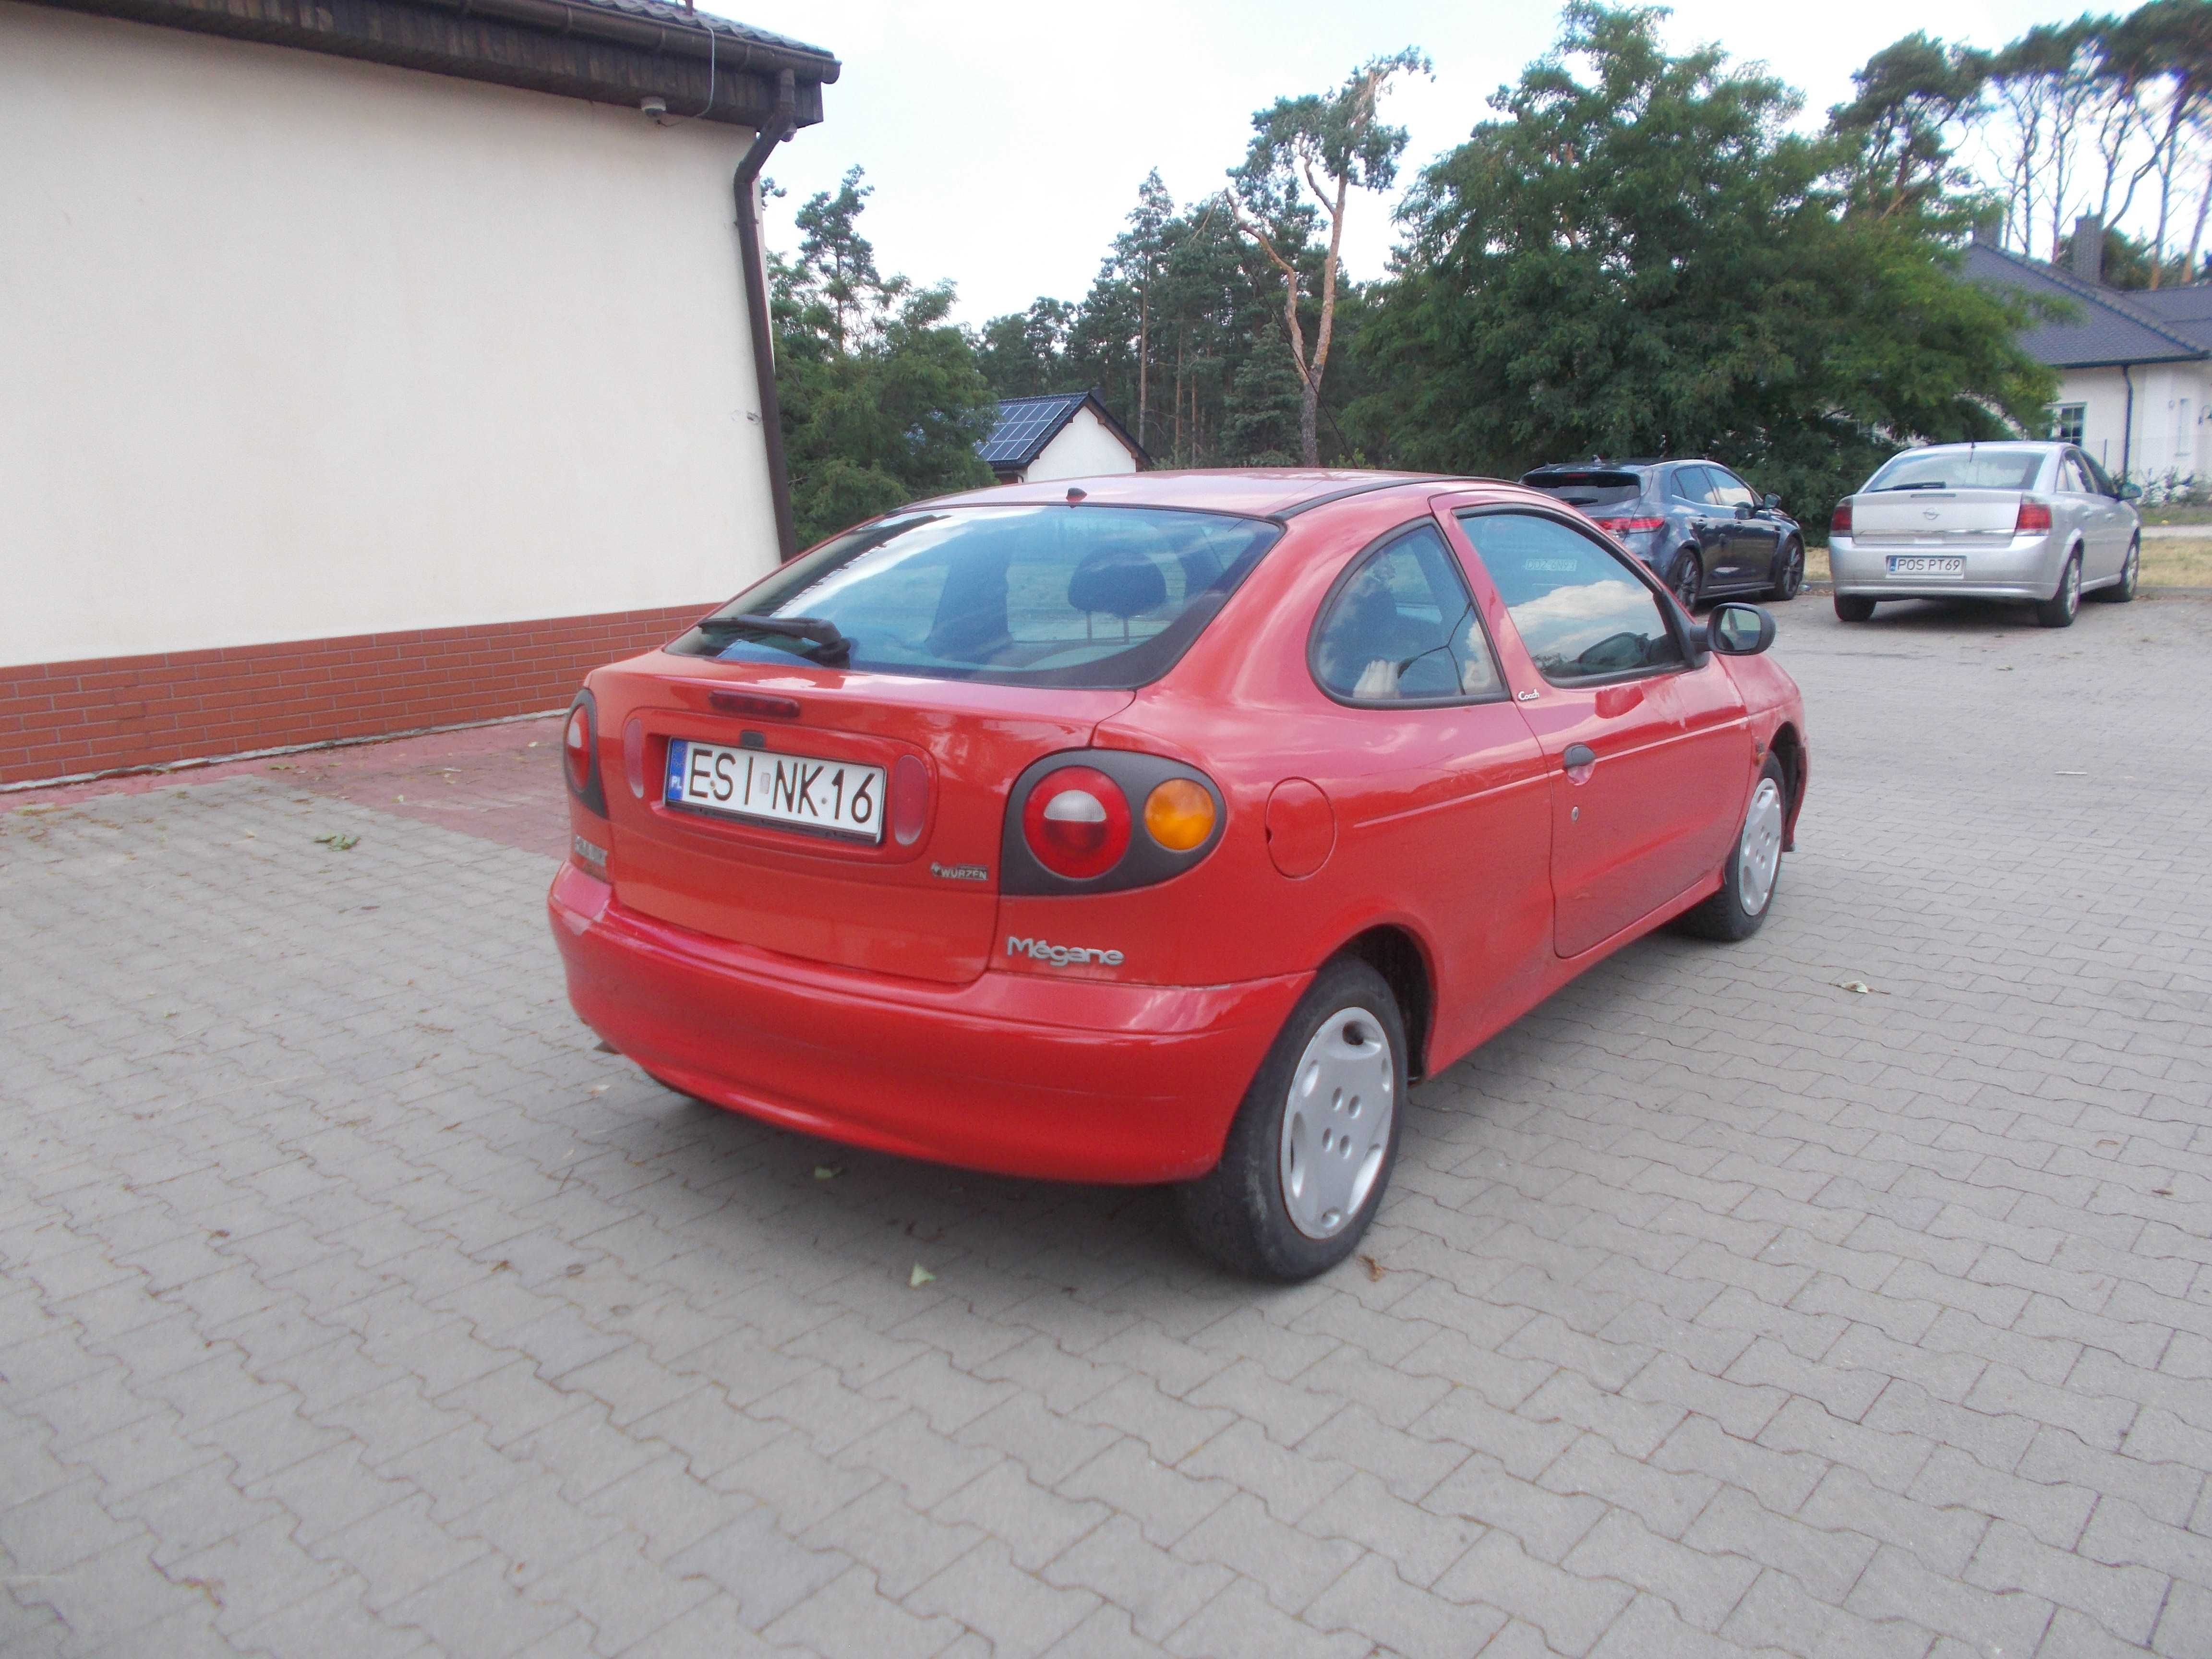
[3,594,2209,1658]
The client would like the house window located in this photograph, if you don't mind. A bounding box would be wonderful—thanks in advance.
[2050,403,2087,444]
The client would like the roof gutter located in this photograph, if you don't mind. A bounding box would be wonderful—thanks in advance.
[408,0,839,82]
[735,70,799,561]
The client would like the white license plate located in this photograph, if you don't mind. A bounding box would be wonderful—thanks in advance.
[1887,555,1965,577]
[665,739,885,842]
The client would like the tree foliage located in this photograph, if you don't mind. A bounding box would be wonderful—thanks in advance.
[1226,50,1430,465]
[770,168,996,547]
[1349,3,2055,520]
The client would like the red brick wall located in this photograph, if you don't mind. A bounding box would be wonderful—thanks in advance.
[0,603,718,787]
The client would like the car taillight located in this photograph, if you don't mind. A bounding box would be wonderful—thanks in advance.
[1004,752,1226,894]
[890,755,929,847]
[564,705,592,792]
[1594,516,1665,534]
[562,691,607,815]
[1143,778,1216,851]
[1022,766,1130,879]
[1831,500,1852,537]
[622,717,645,799]
[2016,498,2053,532]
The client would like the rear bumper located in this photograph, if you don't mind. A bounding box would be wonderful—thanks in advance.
[1830,534,2063,601]
[547,862,1306,1184]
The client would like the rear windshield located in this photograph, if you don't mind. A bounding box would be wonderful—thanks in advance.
[1520,470,1645,509]
[669,505,1281,688]
[1865,448,2048,493]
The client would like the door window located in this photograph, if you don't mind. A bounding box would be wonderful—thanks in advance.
[2057,454,2093,494]
[1457,512,1685,684]
[1311,524,1504,704]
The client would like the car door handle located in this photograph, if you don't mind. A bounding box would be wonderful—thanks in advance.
[1563,744,1596,770]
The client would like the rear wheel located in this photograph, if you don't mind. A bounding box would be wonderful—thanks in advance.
[1770,538,1804,601]
[2035,548,2082,628]
[1672,552,1702,613]
[1677,757,1788,942]
[2089,536,2139,603]
[1834,594,1876,623]
[1178,958,1404,1282]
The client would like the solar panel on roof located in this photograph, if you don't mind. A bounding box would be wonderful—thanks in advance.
[979,394,1087,466]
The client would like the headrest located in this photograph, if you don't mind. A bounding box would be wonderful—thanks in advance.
[1067,549,1167,621]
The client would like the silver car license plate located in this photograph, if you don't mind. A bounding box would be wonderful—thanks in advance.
[665,739,885,842]
[1887,555,1965,577]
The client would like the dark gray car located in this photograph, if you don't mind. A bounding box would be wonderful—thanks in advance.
[1519,459,1806,612]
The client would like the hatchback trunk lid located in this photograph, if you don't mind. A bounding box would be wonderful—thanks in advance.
[1851,489,2025,542]
[591,653,1130,985]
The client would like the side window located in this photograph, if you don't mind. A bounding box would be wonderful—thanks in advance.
[1456,512,1686,685]
[1707,469,1756,509]
[2083,451,2118,495]
[2057,455,2091,494]
[1312,523,1504,704]
[1671,465,1717,503]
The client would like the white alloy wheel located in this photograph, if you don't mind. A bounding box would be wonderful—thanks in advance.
[1278,1008,1395,1240]
[1737,776,1785,916]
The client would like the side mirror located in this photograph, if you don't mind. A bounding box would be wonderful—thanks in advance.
[1734,502,1755,520]
[1706,601,1775,656]
[1762,493,1782,511]
[2120,481,2143,502]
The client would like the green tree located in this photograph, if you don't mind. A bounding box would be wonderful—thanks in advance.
[1227,49,1429,466]
[1354,3,2053,524]
[974,299,1076,398]
[1828,32,1993,223]
[772,171,996,547]
[794,166,891,353]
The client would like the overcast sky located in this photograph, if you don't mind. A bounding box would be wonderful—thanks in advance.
[729,0,2091,325]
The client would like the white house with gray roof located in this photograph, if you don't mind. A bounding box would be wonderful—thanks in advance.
[1966,221,2212,490]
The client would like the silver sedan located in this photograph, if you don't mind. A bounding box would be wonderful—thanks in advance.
[1827,441,2141,628]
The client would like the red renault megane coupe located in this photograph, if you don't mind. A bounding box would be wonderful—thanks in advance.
[549,471,1807,1280]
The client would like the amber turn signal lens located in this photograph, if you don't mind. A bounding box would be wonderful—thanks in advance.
[1143,778,1216,851]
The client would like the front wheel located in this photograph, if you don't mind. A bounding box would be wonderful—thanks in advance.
[2089,537,2139,603]
[1676,757,1788,942]
[1834,594,1876,623]
[2035,548,2082,628]
[1770,539,1804,601]
[1178,958,1405,1281]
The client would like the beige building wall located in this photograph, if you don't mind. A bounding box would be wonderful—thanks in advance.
[0,0,779,670]
[1021,407,1142,484]
[2054,362,2212,484]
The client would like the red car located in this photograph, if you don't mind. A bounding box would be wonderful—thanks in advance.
[549,472,1806,1279]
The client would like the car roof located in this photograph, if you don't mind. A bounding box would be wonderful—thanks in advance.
[1892,440,2065,455]
[923,469,1460,520]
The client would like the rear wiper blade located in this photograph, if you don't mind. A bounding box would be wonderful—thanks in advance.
[1878,481,1948,491]
[695,613,851,663]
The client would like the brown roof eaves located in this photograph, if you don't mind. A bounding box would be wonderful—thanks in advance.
[24,0,838,128]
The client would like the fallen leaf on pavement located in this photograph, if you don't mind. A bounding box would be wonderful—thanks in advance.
[1835,980,1889,995]
[909,1263,937,1288]
[1359,1254,1383,1282]
[814,1166,843,1181]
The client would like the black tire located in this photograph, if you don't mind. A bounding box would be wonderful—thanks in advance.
[1833,594,1876,623]
[2089,536,2139,603]
[1178,958,1406,1282]
[1770,538,1805,602]
[1671,552,1702,613]
[2035,547,2082,628]
[1676,757,1788,943]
